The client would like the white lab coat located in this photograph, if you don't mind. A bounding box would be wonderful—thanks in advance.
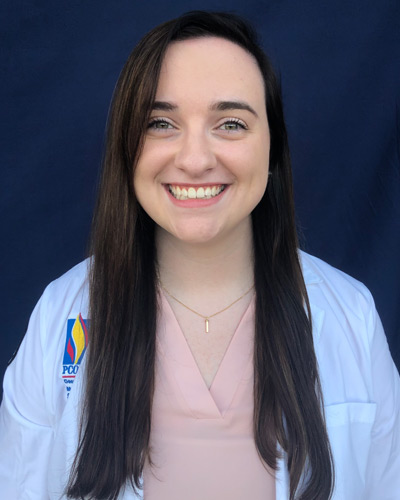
[0,251,399,499]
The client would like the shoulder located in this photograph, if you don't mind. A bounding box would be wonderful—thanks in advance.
[299,251,388,403]
[44,258,90,301]
[12,258,91,388]
[299,251,380,377]
[33,259,91,405]
[16,258,91,366]
[299,250,375,319]
[37,259,91,366]
[1,259,91,428]
[39,259,91,321]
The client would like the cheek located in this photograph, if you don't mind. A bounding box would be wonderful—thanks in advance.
[252,141,270,187]
[133,144,159,182]
[242,153,269,207]
[132,173,142,207]
[132,162,152,212]
[249,176,268,209]
[133,150,161,194]
[134,158,152,186]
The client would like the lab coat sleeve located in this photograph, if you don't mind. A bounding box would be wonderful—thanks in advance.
[0,285,55,499]
[364,294,400,500]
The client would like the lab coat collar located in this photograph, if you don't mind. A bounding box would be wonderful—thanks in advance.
[300,251,323,286]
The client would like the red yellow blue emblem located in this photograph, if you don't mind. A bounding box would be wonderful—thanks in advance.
[62,314,88,397]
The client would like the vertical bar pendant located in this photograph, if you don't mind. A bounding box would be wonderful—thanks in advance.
[205,318,209,333]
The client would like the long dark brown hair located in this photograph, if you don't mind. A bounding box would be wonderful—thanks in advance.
[67,11,334,500]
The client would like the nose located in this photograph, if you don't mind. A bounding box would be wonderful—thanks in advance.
[174,128,217,176]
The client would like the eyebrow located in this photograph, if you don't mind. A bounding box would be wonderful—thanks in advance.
[152,100,258,117]
[152,101,177,111]
[210,100,258,117]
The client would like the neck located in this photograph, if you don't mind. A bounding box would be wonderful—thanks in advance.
[156,218,254,300]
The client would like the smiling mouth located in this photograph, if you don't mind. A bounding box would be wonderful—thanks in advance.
[168,184,226,200]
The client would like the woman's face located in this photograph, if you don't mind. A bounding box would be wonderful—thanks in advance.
[134,36,270,246]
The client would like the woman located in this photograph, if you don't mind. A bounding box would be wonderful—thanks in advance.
[0,11,399,500]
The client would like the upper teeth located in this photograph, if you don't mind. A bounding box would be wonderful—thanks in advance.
[169,185,225,200]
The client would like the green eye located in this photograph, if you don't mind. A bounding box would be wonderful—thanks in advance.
[225,123,238,130]
[220,120,246,131]
[148,119,173,129]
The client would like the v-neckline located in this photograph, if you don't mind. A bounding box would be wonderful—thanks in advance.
[157,291,255,419]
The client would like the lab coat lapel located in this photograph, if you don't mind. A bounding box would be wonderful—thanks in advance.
[276,451,290,499]
[302,254,325,343]
[309,300,325,343]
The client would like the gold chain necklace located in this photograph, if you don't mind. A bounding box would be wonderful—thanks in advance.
[159,281,254,333]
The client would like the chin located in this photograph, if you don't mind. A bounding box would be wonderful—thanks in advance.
[169,224,224,245]
[174,233,220,245]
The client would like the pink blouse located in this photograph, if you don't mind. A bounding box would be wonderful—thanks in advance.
[143,292,276,499]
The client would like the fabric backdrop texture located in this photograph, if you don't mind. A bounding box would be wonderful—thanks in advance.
[1,0,399,395]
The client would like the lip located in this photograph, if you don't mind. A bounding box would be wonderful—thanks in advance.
[163,183,229,208]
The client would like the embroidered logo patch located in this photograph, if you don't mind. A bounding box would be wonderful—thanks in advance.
[62,314,88,397]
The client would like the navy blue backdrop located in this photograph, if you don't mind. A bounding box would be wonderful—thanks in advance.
[1,0,399,390]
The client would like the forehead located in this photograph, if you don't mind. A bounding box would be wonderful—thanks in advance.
[156,37,265,106]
